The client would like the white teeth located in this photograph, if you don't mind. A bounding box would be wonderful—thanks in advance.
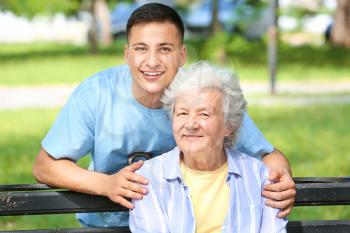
[143,71,162,76]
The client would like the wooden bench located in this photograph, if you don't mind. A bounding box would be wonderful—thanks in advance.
[1,177,350,233]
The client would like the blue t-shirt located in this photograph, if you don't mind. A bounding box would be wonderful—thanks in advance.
[42,64,273,227]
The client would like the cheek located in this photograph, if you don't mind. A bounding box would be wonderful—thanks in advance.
[128,54,143,67]
[202,120,225,137]
[162,54,180,69]
[172,117,186,132]
[172,119,181,133]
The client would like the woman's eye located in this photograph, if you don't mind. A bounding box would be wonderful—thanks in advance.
[177,112,187,116]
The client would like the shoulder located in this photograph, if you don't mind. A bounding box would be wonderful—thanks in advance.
[136,148,178,179]
[72,65,130,96]
[226,146,269,181]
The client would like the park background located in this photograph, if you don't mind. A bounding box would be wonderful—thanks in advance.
[0,0,349,231]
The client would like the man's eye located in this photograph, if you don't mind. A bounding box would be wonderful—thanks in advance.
[160,47,171,52]
[135,47,146,52]
[200,113,210,117]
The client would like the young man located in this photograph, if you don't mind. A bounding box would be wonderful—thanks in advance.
[33,3,295,228]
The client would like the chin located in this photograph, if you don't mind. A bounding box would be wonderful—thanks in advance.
[179,144,205,154]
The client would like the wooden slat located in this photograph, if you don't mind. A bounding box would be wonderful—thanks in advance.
[0,227,131,233]
[295,182,350,206]
[287,220,350,233]
[1,221,350,233]
[1,177,350,216]
[0,191,127,216]
[0,184,52,191]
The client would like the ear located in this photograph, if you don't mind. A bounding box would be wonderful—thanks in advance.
[224,125,235,137]
[124,44,129,63]
[179,46,187,67]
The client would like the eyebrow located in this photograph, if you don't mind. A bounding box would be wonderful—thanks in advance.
[131,42,175,47]
[132,43,147,47]
[159,43,175,47]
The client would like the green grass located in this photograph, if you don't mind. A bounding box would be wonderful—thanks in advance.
[0,108,90,230]
[1,38,349,85]
[249,104,350,221]
[0,42,125,85]
[0,104,349,229]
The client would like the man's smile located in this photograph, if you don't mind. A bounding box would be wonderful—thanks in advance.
[141,71,165,80]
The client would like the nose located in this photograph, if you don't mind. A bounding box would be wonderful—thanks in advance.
[185,115,199,130]
[146,49,160,68]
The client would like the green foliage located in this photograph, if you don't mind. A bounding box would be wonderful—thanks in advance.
[0,0,81,18]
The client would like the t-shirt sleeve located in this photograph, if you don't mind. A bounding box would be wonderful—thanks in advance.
[41,81,96,161]
[235,112,274,159]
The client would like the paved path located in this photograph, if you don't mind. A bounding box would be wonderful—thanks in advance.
[1,81,350,110]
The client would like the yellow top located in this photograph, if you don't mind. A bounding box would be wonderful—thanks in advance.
[180,160,230,233]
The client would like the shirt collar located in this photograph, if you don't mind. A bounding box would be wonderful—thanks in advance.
[225,146,243,177]
[161,146,243,180]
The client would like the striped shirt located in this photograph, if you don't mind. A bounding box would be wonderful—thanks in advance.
[129,146,287,233]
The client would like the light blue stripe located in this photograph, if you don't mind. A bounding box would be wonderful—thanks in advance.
[129,146,287,233]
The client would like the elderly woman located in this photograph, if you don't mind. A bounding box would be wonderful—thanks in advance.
[129,62,287,233]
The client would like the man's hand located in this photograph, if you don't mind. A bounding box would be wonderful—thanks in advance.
[262,148,296,218]
[105,161,149,209]
[33,148,149,210]
[262,168,296,218]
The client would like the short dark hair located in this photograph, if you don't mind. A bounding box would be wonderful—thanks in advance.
[126,3,185,43]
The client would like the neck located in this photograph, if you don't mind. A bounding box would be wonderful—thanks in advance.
[181,148,227,171]
[131,83,163,108]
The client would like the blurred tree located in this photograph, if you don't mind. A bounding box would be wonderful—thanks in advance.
[0,0,80,18]
[0,0,114,52]
[86,0,112,53]
[331,0,350,47]
[210,0,221,35]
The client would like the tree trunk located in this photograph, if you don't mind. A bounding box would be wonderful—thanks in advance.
[88,0,98,54]
[331,0,350,47]
[268,0,278,94]
[210,0,221,35]
[94,0,112,47]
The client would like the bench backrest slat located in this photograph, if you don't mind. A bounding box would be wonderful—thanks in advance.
[1,177,350,233]
[0,191,127,216]
[0,227,131,233]
[1,177,350,216]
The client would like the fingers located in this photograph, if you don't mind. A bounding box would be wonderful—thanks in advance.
[109,195,134,209]
[263,170,296,218]
[262,188,296,202]
[264,193,295,208]
[263,179,295,192]
[125,160,144,172]
[126,171,149,186]
[278,207,292,218]
[106,162,150,209]
[268,169,280,182]
[124,177,148,195]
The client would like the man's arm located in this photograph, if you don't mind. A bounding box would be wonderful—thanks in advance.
[262,148,296,218]
[33,148,148,209]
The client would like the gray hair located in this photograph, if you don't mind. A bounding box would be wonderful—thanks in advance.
[161,61,247,147]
